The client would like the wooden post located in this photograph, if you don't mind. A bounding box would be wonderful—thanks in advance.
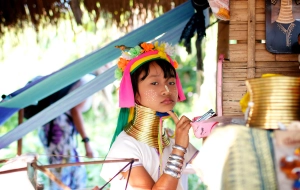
[17,109,24,155]
[216,21,229,116]
[217,55,224,116]
[247,0,256,79]
[217,21,229,60]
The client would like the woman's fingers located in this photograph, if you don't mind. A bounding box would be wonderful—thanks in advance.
[177,116,191,128]
[168,111,191,130]
[167,111,179,124]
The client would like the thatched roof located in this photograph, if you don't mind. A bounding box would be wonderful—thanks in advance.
[0,0,187,35]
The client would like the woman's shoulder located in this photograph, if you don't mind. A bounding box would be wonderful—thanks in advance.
[114,131,137,142]
[110,131,148,151]
[106,131,156,163]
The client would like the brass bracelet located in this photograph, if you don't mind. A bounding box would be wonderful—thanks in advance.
[172,144,187,154]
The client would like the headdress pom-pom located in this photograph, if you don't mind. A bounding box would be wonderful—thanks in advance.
[115,68,123,80]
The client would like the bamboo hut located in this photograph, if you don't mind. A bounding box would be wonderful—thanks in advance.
[217,0,300,116]
[193,1,300,189]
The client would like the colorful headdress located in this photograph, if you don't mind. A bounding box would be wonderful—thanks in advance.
[115,41,186,108]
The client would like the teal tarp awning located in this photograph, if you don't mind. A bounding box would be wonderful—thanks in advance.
[0,1,194,149]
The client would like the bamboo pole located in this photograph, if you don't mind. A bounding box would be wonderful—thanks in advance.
[0,167,27,174]
[32,162,71,190]
[247,0,256,79]
[41,158,139,169]
[217,54,224,116]
[17,109,24,155]
[0,158,139,174]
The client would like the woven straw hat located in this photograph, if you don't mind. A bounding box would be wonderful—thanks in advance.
[246,76,300,129]
[276,0,295,23]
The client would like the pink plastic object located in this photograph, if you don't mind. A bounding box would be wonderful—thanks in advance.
[191,117,219,138]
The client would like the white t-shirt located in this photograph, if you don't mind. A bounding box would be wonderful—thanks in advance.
[101,129,199,190]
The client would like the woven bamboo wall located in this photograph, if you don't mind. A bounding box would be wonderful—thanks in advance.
[222,0,300,116]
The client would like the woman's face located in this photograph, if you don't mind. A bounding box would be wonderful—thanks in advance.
[135,61,178,112]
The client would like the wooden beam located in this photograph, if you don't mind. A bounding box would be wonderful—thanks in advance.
[41,158,139,169]
[247,0,256,79]
[217,21,229,60]
[276,54,299,61]
[0,159,139,174]
[32,162,71,190]
[217,55,224,116]
[17,109,24,156]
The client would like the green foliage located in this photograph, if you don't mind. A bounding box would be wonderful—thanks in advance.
[83,21,97,33]
[188,174,207,190]
[174,54,198,113]
[0,113,18,132]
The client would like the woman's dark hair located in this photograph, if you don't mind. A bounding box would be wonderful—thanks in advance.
[131,59,177,97]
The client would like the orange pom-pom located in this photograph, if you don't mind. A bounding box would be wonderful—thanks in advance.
[118,58,129,71]
[141,42,154,52]
[173,60,179,69]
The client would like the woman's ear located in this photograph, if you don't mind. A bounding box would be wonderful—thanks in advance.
[135,93,141,105]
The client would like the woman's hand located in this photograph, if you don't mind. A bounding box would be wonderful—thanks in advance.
[84,142,94,158]
[167,111,191,149]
